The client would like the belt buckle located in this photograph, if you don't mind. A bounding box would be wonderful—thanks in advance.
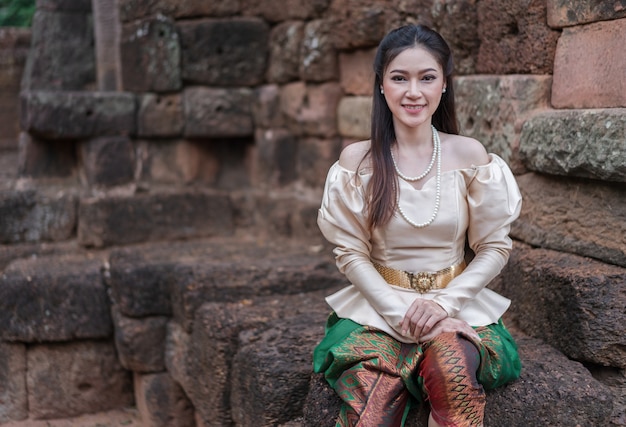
[408,271,436,293]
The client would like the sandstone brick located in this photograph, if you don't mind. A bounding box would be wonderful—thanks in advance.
[120,15,181,93]
[252,129,298,189]
[280,82,343,137]
[552,19,626,109]
[494,243,626,368]
[17,132,77,179]
[477,0,560,74]
[242,0,330,22]
[79,136,136,188]
[0,254,112,342]
[337,96,371,140]
[78,190,234,247]
[118,0,240,22]
[455,75,552,174]
[183,87,254,138]
[21,10,95,91]
[511,172,626,268]
[0,342,27,423]
[253,193,324,240]
[0,240,80,272]
[0,189,77,244]
[137,93,184,138]
[178,18,269,86]
[338,48,376,96]
[299,20,337,82]
[21,91,136,139]
[267,21,305,84]
[134,372,195,427]
[327,0,397,50]
[547,0,626,28]
[36,0,92,12]
[297,136,342,188]
[112,307,168,373]
[27,341,133,419]
[519,109,626,182]
[252,84,286,129]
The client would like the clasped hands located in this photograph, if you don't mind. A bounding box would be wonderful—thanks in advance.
[399,299,480,343]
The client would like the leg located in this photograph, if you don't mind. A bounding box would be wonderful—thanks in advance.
[419,332,485,427]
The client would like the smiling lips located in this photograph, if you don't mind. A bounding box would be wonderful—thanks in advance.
[403,104,426,112]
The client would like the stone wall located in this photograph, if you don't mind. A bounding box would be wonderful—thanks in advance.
[0,0,625,425]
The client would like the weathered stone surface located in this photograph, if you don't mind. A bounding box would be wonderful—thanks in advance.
[36,0,92,12]
[21,10,94,91]
[137,93,184,137]
[519,109,626,182]
[17,132,76,179]
[476,0,560,74]
[120,15,181,93]
[21,91,136,139]
[327,0,397,50]
[337,96,371,140]
[0,240,80,273]
[0,189,77,244]
[299,20,337,83]
[455,75,552,173]
[494,243,626,368]
[178,18,269,86]
[302,335,614,426]
[0,254,111,342]
[297,136,342,188]
[252,84,285,129]
[267,21,305,84]
[242,0,330,22]
[134,372,195,427]
[27,341,133,419]
[0,342,27,423]
[587,365,626,426]
[280,82,343,137]
[79,136,135,188]
[78,190,234,247]
[119,0,240,22]
[231,311,328,426]
[112,307,168,373]
[547,0,626,28]
[552,19,626,109]
[338,48,376,96]
[512,173,626,268]
[183,87,254,138]
[252,129,298,188]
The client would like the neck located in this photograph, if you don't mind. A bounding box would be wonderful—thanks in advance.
[393,121,433,149]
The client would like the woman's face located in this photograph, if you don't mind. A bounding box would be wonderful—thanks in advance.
[381,45,446,132]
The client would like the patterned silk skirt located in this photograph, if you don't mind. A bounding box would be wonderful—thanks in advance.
[312,313,521,427]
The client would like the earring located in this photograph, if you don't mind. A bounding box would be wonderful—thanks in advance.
[380,87,384,94]
[442,87,447,93]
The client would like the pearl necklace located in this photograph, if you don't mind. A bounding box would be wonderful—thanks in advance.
[394,126,441,228]
[390,125,437,182]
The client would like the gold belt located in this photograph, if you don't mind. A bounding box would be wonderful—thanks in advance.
[373,260,466,293]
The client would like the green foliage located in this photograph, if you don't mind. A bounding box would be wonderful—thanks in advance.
[0,0,36,27]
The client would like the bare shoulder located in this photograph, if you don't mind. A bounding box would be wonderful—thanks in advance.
[440,133,489,169]
[339,140,371,171]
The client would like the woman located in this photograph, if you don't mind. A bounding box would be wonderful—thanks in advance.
[313,24,522,427]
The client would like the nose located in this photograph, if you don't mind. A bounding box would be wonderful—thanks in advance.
[406,79,421,98]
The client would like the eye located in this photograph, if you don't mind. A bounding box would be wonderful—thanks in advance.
[422,74,437,81]
[391,75,407,82]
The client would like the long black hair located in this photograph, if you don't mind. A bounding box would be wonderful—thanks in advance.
[365,24,459,229]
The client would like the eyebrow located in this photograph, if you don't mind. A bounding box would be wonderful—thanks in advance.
[389,68,439,74]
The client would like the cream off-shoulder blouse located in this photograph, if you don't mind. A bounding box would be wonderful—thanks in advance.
[317,154,522,343]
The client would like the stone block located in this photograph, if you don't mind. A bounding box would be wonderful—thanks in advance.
[495,243,626,368]
[476,0,560,74]
[455,75,552,173]
[21,91,136,139]
[280,82,343,138]
[297,136,342,188]
[0,342,27,423]
[327,0,397,50]
[519,109,626,182]
[27,340,134,419]
[231,311,328,426]
[242,0,330,22]
[552,19,626,109]
[267,21,305,84]
[253,193,324,240]
[512,173,626,268]
[134,372,195,427]
[303,335,614,426]
[112,307,168,373]
[137,93,184,137]
[338,48,376,96]
[252,129,298,188]
[547,0,626,28]
[299,20,337,83]
[120,15,181,93]
[21,10,95,91]
[178,18,269,86]
[79,136,136,188]
[0,254,112,342]
[17,132,77,179]
[337,96,371,140]
[183,87,254,138]
[78,190,234,247]
[119,0,240,22]
[36,0,92,12]
[0,189,77,244]
[252,84,285,129]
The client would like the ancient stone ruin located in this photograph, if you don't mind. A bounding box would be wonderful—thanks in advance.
[0,0,625,426]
